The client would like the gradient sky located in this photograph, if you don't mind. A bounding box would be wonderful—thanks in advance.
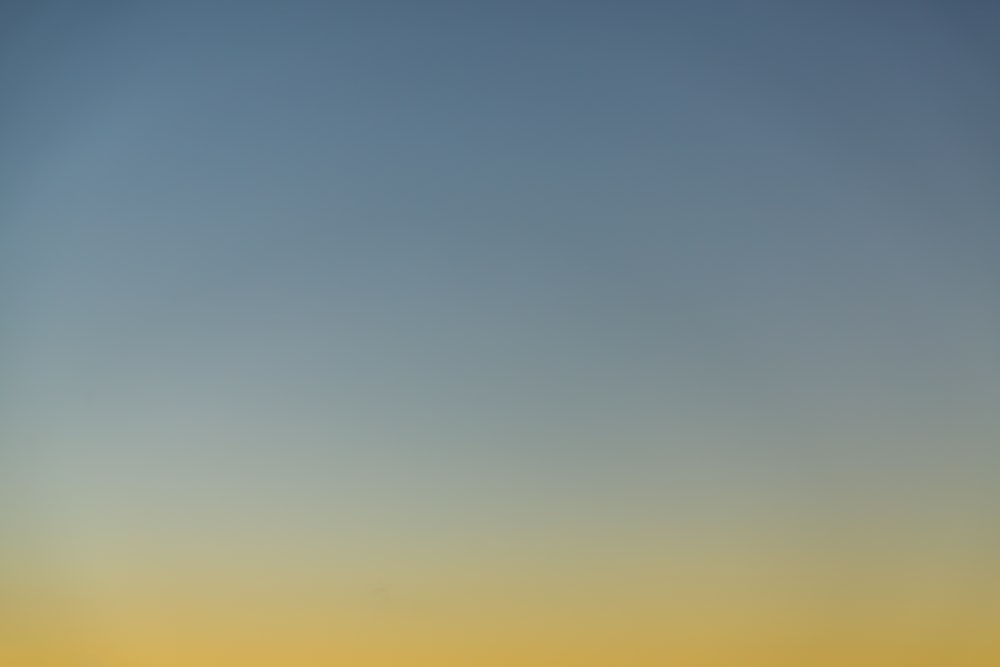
[2,2,999,665]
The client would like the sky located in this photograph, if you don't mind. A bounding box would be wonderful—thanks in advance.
[2,1,999,665]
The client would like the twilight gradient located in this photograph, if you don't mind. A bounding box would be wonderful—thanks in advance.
[2,1,999,665]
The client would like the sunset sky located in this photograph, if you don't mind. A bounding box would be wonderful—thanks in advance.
[2,1,999,665]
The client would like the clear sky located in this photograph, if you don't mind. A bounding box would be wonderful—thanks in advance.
[2,2,999,665]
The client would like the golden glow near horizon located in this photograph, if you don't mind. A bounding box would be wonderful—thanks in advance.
[4,495,999,666]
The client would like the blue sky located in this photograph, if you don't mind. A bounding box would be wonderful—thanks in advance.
[2,0,998,615]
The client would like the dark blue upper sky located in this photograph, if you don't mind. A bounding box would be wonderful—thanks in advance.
[3,0,998,557]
